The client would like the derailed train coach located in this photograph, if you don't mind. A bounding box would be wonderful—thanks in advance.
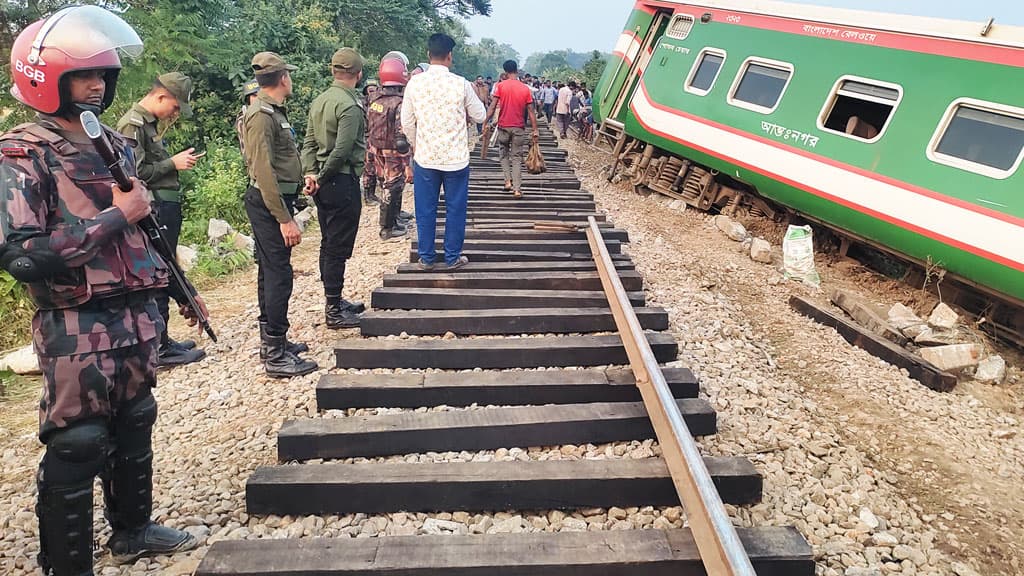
[594,0,1024,343]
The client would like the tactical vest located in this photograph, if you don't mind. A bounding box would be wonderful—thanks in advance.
[367,90,403,151]
[0,122,168,310]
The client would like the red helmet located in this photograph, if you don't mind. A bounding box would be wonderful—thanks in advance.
[8,6,143,115]
[382,51,409,67]
[379,58,409,87]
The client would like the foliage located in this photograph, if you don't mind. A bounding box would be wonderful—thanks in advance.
[580,50,608,91]
[191,238,253,280]
[523,49,610,76]
[0,270,34,350]
[179,142,250,245]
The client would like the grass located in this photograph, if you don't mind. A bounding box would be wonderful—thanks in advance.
[0,369,40,441]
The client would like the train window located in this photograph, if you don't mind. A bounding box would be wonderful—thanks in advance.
[927,98,1024,179]
[665,14,695,40]
[727,58,793,114]
[818,77,902,143]
[685,49,726,96]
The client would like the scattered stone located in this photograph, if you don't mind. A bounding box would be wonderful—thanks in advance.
[871,531,899,546]
[919,343,984,371]
[667,199,686,212]
[422,518,465,535]
[888,303,928,338]
[713,214,747,242]
[176,244,198,272]
[927,302,959,330]
[231,232,255,253]
[830,289,906,344]
[294,207,316,231]
[951,562,981,576]
[749,237,772,263]
[974,356,1006,383]
[0,345,40,375]
[845,568,882,576]
[858,507,880,530]
[208,218,234,243]
[914,327,960,347]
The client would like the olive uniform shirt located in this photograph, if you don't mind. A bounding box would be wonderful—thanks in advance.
[116,103,181,202]
[242,91,302,223]
[300,80,366,183]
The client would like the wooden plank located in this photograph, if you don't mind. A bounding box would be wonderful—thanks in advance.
[436,229,629,242]
[395,261,635,274]
[453,200,597,210]
[197,528,814,576]
[407,249,629,263]
[360,307,668,336]
[789,295,957,392]
[333,332,678,369]
[316,367,700,409]
[246,457,762,516]
[278,399,716,460]
[371,287,645,310]
[436,211,605,222]
[410,239,620,254]
[381,271,642,291]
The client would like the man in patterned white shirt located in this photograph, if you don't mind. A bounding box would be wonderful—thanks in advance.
[401,33,487,270]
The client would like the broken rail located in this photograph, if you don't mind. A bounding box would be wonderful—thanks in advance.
[586,216,757,575]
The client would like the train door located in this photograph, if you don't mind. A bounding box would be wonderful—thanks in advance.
[603,9,673,122]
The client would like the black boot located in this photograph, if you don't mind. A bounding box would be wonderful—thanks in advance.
[262,333,318,378]
[326,301,361,329]
[363,184,380,206]
[259,322,309,360]
[380,227,407,241]
[108,523,197,564]
[341,299,366,314]
[157,334,205,367]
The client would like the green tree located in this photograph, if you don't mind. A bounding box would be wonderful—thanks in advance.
[581,50,607,91]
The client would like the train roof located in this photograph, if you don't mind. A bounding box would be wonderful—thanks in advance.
[649,0,1024,48]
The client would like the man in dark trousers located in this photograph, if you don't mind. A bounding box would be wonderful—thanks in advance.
[300,47,368,329]
[485,60,539,199]
[241,52,316,376]
[1,7,202,573]
[366,52,413,241]
[117,72,206,367]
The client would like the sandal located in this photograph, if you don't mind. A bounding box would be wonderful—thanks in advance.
[513,190,523,199]
[503,181,513,191]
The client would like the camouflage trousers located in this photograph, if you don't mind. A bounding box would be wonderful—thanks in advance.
[371,148,411,230]
[37,312,160,442]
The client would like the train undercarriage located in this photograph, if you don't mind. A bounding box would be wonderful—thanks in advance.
[596,124,1024,349]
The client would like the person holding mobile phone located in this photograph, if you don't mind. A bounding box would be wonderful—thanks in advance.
[117,71,206,367]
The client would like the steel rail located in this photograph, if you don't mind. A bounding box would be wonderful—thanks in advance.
[585,216,756,576]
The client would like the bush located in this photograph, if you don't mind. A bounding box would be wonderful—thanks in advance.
[181,141,250,246]
[192,239,253,282]
[0,271,34,350]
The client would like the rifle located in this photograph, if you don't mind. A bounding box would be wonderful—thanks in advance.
[80,111,217,342]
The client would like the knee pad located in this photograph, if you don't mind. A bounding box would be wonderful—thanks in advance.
[40,420,108,487]
[112,393,157,457]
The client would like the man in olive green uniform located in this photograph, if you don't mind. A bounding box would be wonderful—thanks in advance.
[241,52,316,377]
[301,47,367,329]
[117,72,205,367]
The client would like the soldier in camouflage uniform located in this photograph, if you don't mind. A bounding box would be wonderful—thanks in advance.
[367,52,414,241]
[360,77,381,207]
[117,72,205,367]
[0,7,201,575]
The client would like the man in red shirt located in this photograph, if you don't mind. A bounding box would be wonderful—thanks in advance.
[484,60,538,198]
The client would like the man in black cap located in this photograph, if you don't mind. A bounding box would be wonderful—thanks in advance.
[241,51,317,377]
[300,47,368,329]
[117,71,206,367]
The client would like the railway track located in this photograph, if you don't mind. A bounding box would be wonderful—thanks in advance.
[196,122,814,575]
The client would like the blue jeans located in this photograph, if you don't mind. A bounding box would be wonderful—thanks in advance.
[413,161,470,266]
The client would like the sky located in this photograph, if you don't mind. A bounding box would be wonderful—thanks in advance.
[465,0,1024,59]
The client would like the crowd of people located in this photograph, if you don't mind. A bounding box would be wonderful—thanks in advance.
[0,4,609,574]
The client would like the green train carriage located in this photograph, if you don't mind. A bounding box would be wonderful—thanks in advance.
[595,0,1024,341]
